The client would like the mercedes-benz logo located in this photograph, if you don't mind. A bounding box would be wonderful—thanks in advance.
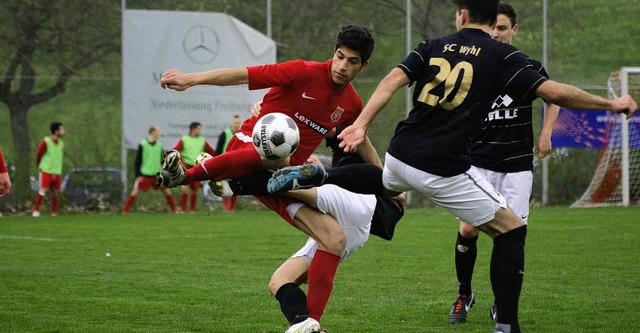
[182,25,219,64]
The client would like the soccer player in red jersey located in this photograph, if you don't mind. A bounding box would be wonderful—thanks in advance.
[33,122,65,217]
[172,122,216,213]
[0,147,11,197]
[159,25,377,332]
[122,126,177,214]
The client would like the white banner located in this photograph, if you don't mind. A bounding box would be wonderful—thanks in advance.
[122,10,276,150]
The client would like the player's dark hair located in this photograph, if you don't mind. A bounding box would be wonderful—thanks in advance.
[498,2,517,27]
[189,122,201,131]
[148,125,159,134]
[335,25,375,63]
[452,0,499,26]
[50,122,63,134]
[233,115,240,119]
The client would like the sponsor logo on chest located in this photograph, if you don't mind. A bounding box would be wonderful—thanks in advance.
[487,94,518,121]
[294,112,329,135]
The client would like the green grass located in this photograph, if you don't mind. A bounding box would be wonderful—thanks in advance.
[0,207,638,332]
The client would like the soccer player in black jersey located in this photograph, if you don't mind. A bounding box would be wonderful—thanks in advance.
[448,2,561,324]
[268,1,637,332]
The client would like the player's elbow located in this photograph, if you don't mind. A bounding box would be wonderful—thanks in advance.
[536,81,565,105]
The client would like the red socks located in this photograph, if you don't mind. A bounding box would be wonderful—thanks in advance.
[306,250,341,321]
[223,196,237,211]
[165,194,177,212]
[123,195,135,213]
[34,193,44,212]
[190,193,197,212]
[186,148,261,182]
[51,195,58,215]
[181,193,188,212]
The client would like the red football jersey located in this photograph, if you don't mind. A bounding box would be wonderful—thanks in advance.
[242,59,362,165]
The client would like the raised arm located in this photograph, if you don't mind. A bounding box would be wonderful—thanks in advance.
[338,67,410,152]
[536,102,560,158]
[536,80,637,118]
[161,68,249,91]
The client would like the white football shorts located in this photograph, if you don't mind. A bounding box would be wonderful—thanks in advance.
[470,166,532,224]
[382,153,507,227]
[290,184,374,264]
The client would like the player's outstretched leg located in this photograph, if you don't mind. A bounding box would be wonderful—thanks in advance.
[155,150,187,188]
[268,164,327,193]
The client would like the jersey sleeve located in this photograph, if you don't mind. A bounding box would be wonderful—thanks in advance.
[204,142,216,156]
[134,144,143,178]
[35,140,47,166]
[215,132,226,155]
[0,148,7,173]
[500,50,549,101]
[247,59,306,91]
[397,41,431,85]
[172,139,183,151]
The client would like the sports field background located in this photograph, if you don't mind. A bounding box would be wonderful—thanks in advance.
[1,0,640,207]
[1,206,638,332]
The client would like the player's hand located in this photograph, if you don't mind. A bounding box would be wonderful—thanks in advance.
[251,101,263,118]
[391,192,406,210]
[305,156,324,169]
[0,172,11,197]
[536,132,552,158]
[609,95,638,119]
[160,68,192,91]
[337,124,366,153]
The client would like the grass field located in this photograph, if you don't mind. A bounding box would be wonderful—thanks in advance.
[0,207,638,332]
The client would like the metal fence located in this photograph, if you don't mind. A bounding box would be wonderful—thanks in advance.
[1,0,639,211]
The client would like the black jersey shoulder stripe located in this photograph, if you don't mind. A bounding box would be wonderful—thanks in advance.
[523,76,547,99]
[411,50,425,63]
[502,64,534,91]
[398,63,412,74]
[504,50,523,60]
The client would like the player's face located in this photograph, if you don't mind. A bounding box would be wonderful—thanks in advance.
[56,126,65,137]
[191,126,202,136]
[491,14,517,45]
[331,47,367,88]
[151,129,161,139]
[231,118,242,132]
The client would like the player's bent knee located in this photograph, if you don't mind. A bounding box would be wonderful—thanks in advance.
[459,222,479,238]
[478,207,524,238]
[318,228,347,255]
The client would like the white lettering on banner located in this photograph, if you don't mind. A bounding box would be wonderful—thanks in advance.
[122,9,276,149]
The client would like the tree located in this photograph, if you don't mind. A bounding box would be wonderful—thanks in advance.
[0,0,120,199]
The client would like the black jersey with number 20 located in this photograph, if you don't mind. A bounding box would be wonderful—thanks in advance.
[387,28,548,177]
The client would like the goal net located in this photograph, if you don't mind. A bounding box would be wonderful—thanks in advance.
[572,68,640,207]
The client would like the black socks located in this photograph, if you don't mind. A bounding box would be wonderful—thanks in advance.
[275,283,309,325]
[455,232,479,296]
[491,225,527,333]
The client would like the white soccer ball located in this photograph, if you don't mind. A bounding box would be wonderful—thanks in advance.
[194,152,213,165]
[252,112,300,160]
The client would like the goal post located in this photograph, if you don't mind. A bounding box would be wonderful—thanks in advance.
[572,67,640,207]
